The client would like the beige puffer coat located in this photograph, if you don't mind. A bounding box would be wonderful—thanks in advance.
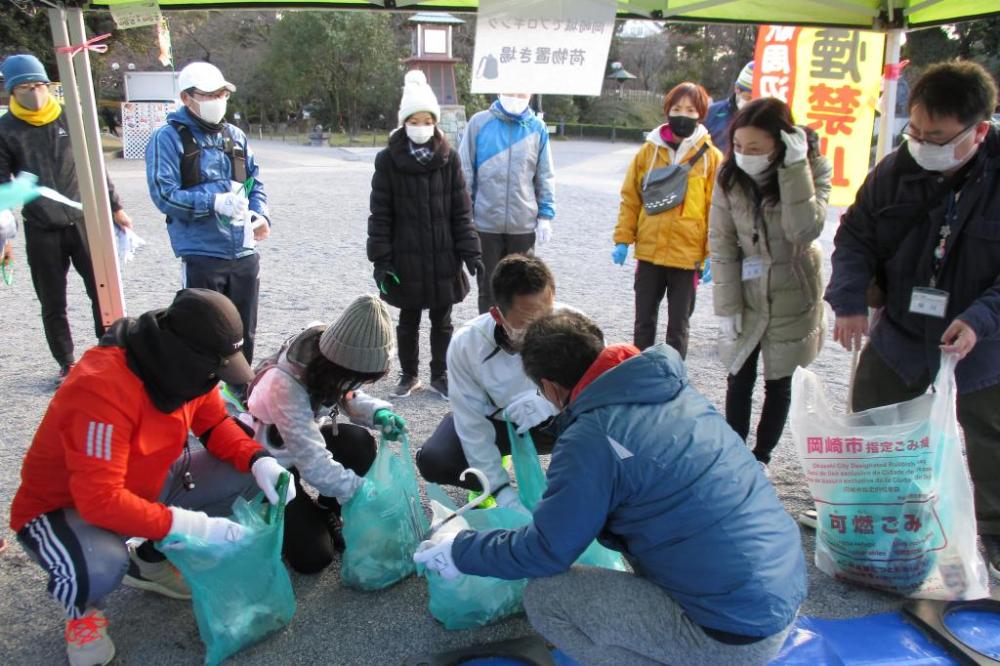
[709,155,832,379]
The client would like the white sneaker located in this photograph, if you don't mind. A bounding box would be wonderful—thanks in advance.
[121,541,191,599]
[65,609,115,666]
[798,509,818,530]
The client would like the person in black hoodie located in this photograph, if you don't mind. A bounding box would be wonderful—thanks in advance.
[0,54,134,382]
[367,70,482,400]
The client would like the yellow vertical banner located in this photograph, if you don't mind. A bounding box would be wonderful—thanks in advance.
[755,27,885,206]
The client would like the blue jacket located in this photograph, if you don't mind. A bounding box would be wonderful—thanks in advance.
[825,125,1000,394]
[452,344,807,638]
[458,101,555,234]
[145,107,268,260]
[705,95,737,154]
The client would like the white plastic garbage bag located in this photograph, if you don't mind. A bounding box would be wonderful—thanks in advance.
[790,352,988,600]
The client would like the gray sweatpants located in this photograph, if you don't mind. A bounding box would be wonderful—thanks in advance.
[17,447,257,619]
[523,566,792,666]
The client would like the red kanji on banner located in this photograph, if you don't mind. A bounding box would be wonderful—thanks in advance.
[806,83,862,135]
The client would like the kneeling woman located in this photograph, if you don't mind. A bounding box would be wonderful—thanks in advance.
[247,295,406,573]
[709,97,831,467]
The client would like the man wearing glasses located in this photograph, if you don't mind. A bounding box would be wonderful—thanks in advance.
[825,61,1000,579]
[0,54,134,383]
[146,62,270,400]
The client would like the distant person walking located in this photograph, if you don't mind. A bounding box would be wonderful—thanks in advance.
[705,61,755,153]
[613,82,722,358]
[367,70,482,399]
[459,93,555,313]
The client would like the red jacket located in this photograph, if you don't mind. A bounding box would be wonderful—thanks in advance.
[10,346,263,539]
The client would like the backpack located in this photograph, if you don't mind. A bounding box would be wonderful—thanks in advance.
[169,121,248,189]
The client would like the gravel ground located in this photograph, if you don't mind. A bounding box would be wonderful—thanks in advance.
[0,138,927,665]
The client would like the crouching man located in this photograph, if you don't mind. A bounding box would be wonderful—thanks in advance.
[415,311,805,665]
[9,289,293,666]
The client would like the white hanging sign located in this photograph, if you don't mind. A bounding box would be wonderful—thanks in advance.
[471,0,616,96]
[109,0,163,30]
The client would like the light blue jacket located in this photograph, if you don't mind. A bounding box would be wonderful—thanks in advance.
[145,106,268,260]
[458,101,555,234]
[452,344,807,639]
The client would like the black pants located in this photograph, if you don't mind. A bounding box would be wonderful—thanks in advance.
[397,305,452,378]
[282,422,377,574]
[182,253,260,365]
[416,412,556,490]
[477,231,536,314]
[633,260,696,358]
[24,224,104,367]
[852,344,1000,535]
[725,345,792,465]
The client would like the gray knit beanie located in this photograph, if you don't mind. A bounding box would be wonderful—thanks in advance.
[319,295,394,373]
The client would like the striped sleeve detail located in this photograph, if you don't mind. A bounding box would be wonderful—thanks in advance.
[85,421,113,461]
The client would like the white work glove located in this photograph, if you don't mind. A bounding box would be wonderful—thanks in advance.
[535,217,553,245]
[213,192,249,220]
[166,507,246,546]
[251,456,297,505]
[504,391,553,435]
[780,127,808,166]
[719,314,742,341]
[413,532,460,580]
[496,486,528,514]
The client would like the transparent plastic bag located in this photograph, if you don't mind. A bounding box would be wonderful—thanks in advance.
[506,420,627,572]
[340,433,428,590]
[421,485,532,630]
[158,473,295,666]
[790,353,988,600]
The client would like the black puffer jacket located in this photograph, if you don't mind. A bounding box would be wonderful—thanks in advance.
[367,128,480,310]
[0,110,121,229]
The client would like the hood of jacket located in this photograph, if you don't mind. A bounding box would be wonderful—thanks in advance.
[645,121,710,152]
[556,344,687,433]
[387,126,451,173]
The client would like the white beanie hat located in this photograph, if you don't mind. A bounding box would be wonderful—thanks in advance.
[398,70,440,127]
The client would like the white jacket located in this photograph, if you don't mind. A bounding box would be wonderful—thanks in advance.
[447,311,560,491]
[247,367,390,502]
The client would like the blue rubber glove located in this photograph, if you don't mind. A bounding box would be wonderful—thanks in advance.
[373,408,407,441]
[611,243,628,265]
[701,258,712,284]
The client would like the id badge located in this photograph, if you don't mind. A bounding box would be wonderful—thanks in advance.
[909,287,949,318]
[741,256,764,281]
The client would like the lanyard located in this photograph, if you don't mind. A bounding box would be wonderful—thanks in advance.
[930,193,958,288]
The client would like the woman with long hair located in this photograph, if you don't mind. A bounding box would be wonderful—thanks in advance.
[613,82,722,358]
[709,97,832,467]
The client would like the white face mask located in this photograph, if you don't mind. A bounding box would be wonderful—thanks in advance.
[907,126,978,173]
[735,96,749,110]
[405,124,435,144]
[194,97,227,125]
[499,95,529,116]
[735,152,773,177]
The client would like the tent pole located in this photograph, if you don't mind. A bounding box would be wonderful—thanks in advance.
[875,28,904,162]
[46,8,126,326]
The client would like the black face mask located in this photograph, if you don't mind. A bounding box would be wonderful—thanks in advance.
[668,115,698,139]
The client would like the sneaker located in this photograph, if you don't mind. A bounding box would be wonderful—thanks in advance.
[65,609,115,666]
[57,363,75,385]
[121,542,191,600]
[391,373,421,397]
[798,508,818,530]
[467,490,497,509]
[984,535,1000,580]
[430,373,449,399]
[758,460,771,479]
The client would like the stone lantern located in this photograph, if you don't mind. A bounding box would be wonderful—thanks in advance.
[404,12,467,144]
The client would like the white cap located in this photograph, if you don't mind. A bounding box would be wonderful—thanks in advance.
[397,70,440,127]
[178,62,236,95]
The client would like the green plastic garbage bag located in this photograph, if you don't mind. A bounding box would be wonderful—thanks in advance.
[341,433,428,590]
[421,484,532,630]
[158,473,296,666]
[506,420,628,571]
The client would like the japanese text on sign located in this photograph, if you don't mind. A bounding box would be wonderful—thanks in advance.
[472,0,617,96]
[753,26,884,206]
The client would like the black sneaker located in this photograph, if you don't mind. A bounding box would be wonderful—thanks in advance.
[391,373,421,397]
[430,373,448,399]
[984,535,1000,579]
[325,513,346,553]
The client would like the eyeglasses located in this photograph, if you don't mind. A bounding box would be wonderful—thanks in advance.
[13,82,48,93]
[901,120,977,148]
[191,89,230,101]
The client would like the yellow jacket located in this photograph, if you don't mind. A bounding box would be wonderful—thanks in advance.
[614,125,721,269]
